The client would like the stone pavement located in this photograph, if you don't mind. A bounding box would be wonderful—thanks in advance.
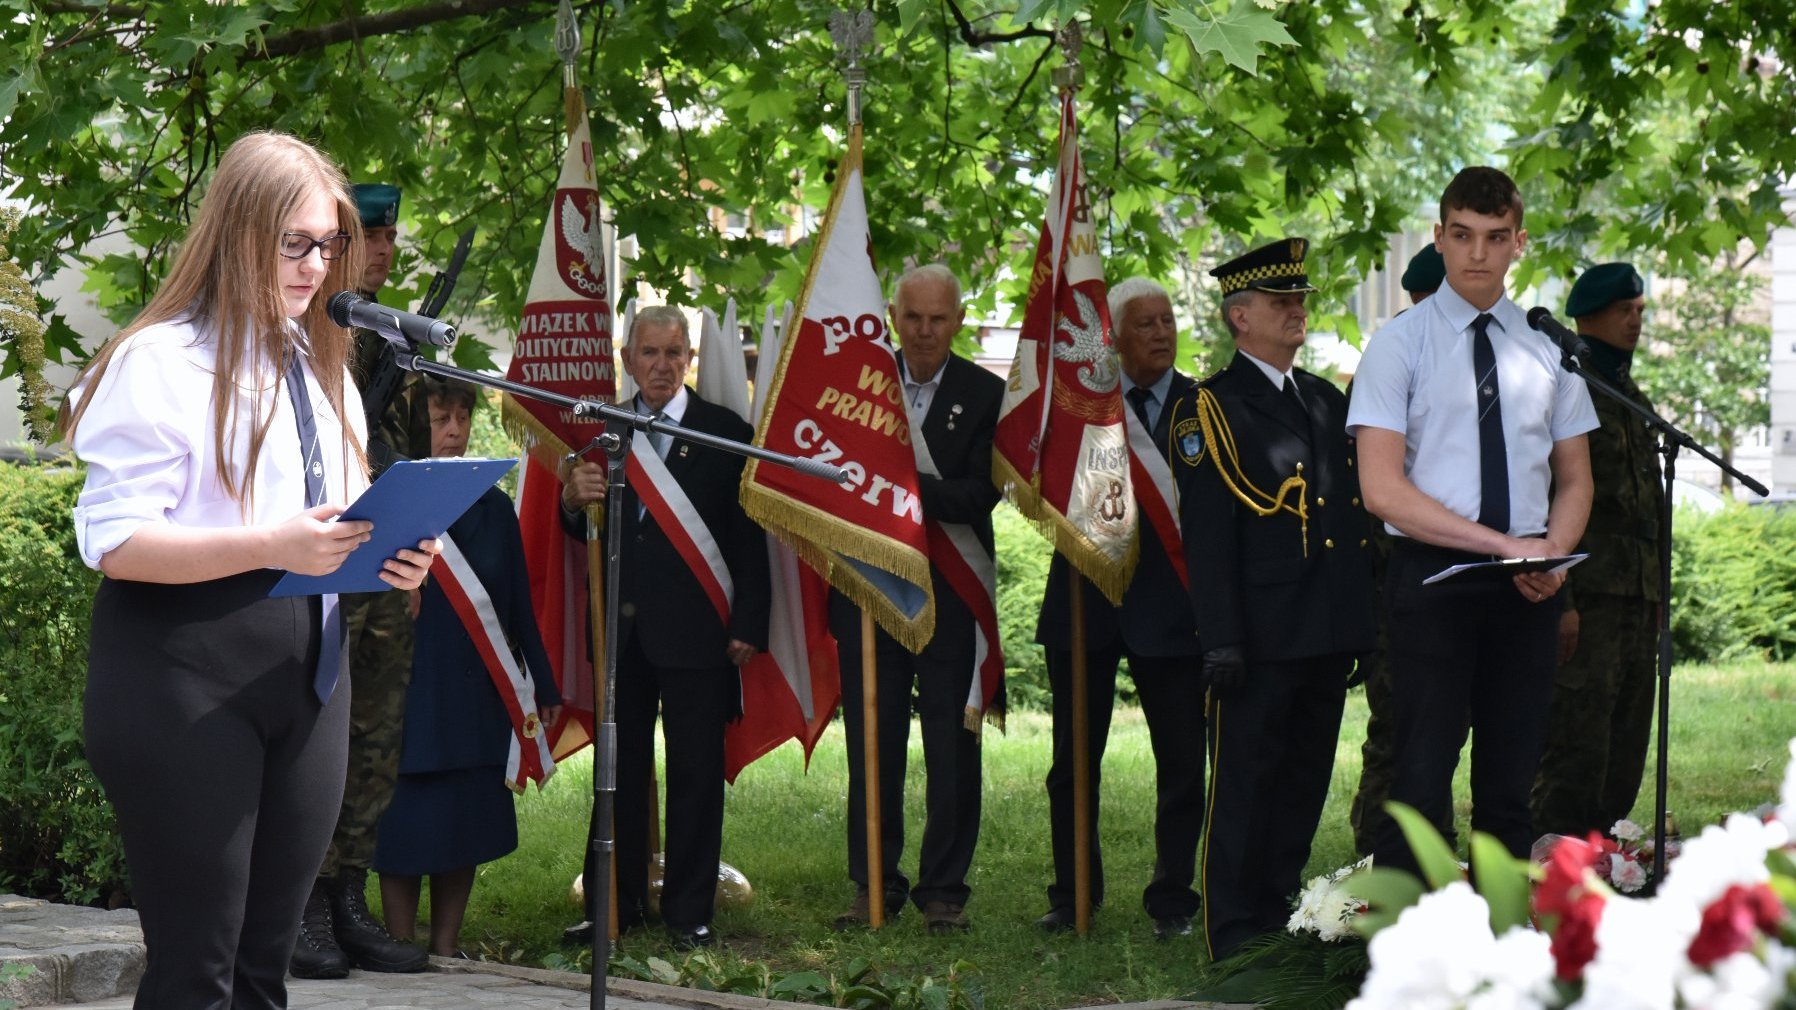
[0,893,1233,1009]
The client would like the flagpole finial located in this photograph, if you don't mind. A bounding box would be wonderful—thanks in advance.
[555,0,581,88]
[1052,21,1084,91]
[829,10,876,127]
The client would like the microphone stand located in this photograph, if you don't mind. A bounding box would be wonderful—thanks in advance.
[1550,343,1767,889]
[389,348,844,1010]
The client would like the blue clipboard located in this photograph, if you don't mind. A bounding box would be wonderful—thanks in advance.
[269,457,517,597]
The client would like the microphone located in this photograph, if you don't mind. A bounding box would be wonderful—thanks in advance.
[1526,306,1590,365]
[327,291,457,348]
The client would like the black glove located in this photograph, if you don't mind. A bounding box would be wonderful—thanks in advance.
[1202,645,1247,698]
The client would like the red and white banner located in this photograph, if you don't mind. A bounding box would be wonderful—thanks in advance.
[499,107,614,761]
[915,436,1004,729]
[723,303,840,783]
[740,126,935,652]
[432,533,557,792]
[1124,408,1187,591]
[992,89,1137,604]
[626,436,733,625]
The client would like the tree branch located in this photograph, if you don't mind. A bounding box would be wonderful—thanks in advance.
[943,0,1052,47]
[256,0,547,59]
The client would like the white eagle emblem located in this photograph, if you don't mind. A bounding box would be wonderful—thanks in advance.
[1052,288,1118,394]
[559,194,605,296]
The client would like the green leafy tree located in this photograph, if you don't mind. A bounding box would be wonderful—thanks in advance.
[1631,255,1771,492]
[0,209,52,443]
[0,0,1790,381]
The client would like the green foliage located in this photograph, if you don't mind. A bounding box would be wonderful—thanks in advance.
[0,462,123,907]
[993,503,1052,711]
[553,948,983,1010]
[0,209,52,445]
[1631,261,1771,491]
[1189,928,1367,1010]
[0,962,40,1010]
[1669,504,1796,663]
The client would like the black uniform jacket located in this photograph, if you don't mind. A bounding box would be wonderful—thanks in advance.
[1170,353,1375,663]
[564,392,771,668]
[1036,370,1201,659]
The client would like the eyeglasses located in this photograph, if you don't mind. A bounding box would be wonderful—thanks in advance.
[278,231,352,261]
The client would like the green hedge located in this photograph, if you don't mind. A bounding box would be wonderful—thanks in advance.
[0,462,122,906]
[1669,503,1796,663]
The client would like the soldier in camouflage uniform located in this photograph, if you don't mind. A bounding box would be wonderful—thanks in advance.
[1348,244,1468,856]
[291,184,433,979]
[1531,262,1663,838]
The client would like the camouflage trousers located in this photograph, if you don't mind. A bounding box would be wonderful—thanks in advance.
[319,587,415,876]
[1531,592,1659,838]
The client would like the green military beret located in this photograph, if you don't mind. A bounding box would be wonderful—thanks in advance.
[1211,237,1319,296]
[352,183,402,228]
[1400,244,1445,295]
[1566,262,1645,318]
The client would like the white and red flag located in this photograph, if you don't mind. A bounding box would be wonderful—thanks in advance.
[499,109,614,761]
[992,89,1137,603]
[740,126,935,653]
[709,302,841,781]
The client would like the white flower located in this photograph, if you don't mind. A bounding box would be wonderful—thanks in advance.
[1612,818,1645,842]
[1677,943,1796,1010]
[1348,883,1553,1010]
[1288,856,1370,940]
[1610,853,1648,894]
[1570,894,1689,1010]
[1656,813,1789,914]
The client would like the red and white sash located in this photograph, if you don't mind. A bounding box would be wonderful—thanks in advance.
[433,533,557,792]
[1124,405,1188,592]
[913,416,1004,731]
[624,434,734,625]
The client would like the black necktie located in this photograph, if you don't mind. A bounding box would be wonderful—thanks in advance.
[285,352,342,704]
[1471,312,1510,534]
[1281,374,1305,411]
[1125,386,1154,430]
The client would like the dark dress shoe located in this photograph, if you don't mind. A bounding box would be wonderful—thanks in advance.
[1035,906,1076,933]
[1153,914,1193,941]
[666,923,715,950]
[562,920,595,946]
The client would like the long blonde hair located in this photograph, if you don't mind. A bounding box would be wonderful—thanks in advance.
[63,131,369,508]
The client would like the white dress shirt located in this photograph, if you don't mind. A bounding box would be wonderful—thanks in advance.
[1346,283,1597,538]
[71,318,369,569]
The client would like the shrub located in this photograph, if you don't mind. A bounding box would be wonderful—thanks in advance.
[0,461,123,906]
[993,504,1052,712]
[1668,503,1796,663]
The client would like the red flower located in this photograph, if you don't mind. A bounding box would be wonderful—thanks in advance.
[1686,883,1787,968]
[1537,833,1605,920]
[1551,892,1605,981]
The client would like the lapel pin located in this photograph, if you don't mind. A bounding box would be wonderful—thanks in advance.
[679,444,690,458]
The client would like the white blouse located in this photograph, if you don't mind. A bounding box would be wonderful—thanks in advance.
[71,318,370,570]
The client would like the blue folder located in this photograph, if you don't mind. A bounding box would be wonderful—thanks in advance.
[269,457,517,597]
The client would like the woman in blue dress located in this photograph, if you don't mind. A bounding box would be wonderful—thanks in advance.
[374,377,562,956]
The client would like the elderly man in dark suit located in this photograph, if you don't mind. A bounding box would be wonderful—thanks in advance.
[558,305,771,950]
[830,264,1005,935]
[1168,238,1375,959]
[1033,277,1207,940]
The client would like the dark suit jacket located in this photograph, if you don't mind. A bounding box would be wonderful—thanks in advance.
[401,487,562,773]
[565,392,772,669]
[830,354,1004,641]
[1172,353,1375,662]
[1035,370,1201,659]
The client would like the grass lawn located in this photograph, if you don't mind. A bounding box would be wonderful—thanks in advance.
[421,660,1795,1008]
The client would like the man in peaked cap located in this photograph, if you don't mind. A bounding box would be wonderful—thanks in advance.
[1532,262,1662,839]
[1167,237,1375,958]
[291,182,432,980]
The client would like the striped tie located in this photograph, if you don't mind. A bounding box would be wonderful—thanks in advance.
[285,351,342,703]
[1471,313,1510,533]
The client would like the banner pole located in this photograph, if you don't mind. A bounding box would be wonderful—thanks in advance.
[1070,577,1092,935]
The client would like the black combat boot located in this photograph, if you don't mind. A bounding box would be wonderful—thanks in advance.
[325,867,429,972]
[289,881,350,980]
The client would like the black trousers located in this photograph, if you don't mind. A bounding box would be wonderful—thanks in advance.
[1042,646,1206,919]
[834,601,982,909]
[1201,654,1349,959]
[1369,541,1561,875]
[584,634,733,929]
[85,572,348,1010]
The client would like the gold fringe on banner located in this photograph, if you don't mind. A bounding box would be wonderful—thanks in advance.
[994,454,1138,607]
